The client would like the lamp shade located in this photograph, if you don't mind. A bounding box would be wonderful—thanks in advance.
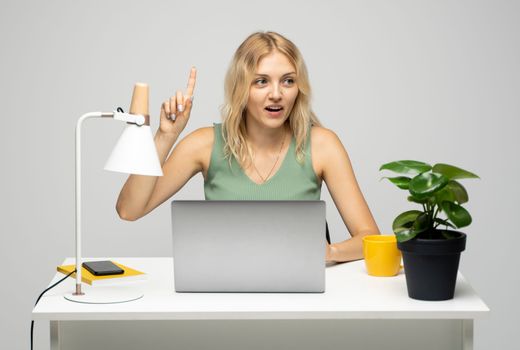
[104,124,163,176]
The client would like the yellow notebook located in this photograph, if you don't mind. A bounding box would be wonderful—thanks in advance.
[57,261,147,286]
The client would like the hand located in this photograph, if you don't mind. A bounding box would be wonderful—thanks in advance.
[159,67,197,137]
[325,243,335,263]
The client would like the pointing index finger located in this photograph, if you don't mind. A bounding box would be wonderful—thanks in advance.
[185,66,197,98]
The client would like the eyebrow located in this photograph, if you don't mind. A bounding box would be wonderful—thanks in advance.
[255,72,296,77]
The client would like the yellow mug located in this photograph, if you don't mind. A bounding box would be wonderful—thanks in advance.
[362,235,403,277]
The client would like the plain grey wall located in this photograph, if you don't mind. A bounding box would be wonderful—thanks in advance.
[1,0,518,348]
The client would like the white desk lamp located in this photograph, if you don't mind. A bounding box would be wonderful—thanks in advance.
[65,83,162,304]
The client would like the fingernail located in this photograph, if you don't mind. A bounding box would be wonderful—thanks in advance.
[170,114,176,120]
[177,104,184,112]
[190,96,194,102]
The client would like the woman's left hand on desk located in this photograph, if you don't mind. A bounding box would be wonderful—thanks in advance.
[326,243,335,263]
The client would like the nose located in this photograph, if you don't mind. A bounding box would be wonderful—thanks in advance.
[268,84,282,101]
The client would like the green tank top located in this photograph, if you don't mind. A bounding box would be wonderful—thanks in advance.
[204,123,322,200]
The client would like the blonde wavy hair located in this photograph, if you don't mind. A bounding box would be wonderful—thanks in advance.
[220,31,322,169]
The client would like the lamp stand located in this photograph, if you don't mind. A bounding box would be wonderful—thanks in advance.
[64,83,159,304]
[65,285,144,304]
[66,111,146,304]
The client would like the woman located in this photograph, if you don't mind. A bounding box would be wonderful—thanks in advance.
[116,31,380,263]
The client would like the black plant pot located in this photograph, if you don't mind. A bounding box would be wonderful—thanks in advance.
[397,231,466,301]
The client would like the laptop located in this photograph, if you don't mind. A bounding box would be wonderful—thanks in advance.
[171,200,326,293]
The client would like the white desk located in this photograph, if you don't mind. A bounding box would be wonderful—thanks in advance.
[33,257,489,350]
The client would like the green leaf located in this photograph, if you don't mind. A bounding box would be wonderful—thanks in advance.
[433,218,456,229]
[380,160,432,175]
[432,163,479,180]
[408,195,429,204]
[394,226,429,242]
[440,231,460,239]
[413,213,430,231]
[392,210,422,232]
[440,201,472,228]
[409,172,449,197]
[449,181,469,204]
[435,185,455,204]
[408,196,436,207]
[381,176,411,189]
[394,212,431,242]
[395,228,418,242]
[435,180,469,205]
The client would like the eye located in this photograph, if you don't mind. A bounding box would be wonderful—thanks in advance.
[254,78,268,86]
[283,77,295,86]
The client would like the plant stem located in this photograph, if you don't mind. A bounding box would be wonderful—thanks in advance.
[425,202,432,238]
[432,206,439,222]
[430,205,440,238]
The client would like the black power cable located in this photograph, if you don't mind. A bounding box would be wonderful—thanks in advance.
[31,269,76,350]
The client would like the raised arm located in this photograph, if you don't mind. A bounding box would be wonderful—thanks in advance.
[116,67,201,221]
[313,127,381,262]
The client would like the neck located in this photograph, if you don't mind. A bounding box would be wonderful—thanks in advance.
[245,118,289,154]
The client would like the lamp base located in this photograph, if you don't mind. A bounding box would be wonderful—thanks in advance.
[64,285,144,304]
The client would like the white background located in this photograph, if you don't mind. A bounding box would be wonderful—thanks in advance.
[1,0,518,348]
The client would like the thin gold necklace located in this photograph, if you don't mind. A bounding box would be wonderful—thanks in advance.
[249,132,286,184]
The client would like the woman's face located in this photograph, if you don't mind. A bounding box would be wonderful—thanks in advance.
[245,51,299,129]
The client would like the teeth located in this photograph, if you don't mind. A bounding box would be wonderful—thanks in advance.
[266,106,283,111]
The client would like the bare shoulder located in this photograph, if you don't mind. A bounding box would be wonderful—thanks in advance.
[174,126,214,157]
[179,126,214,148]
[175,126,215,178]
[310,126,349,180]
[172,126,214,165]
[311,126,343,151]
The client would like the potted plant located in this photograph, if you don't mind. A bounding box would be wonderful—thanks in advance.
[380,160,479,301]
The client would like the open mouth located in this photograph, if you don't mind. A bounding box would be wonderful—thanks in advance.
[265,105,284,112]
